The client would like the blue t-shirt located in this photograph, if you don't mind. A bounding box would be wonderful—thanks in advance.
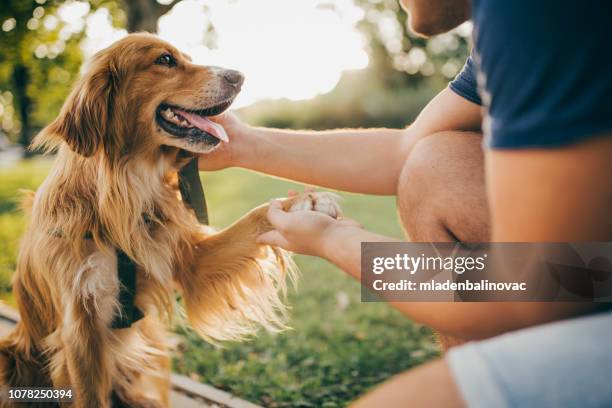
[449,0,612,148]
[449,53,481,107]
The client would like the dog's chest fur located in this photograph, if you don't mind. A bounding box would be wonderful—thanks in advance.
[23,153,202,394]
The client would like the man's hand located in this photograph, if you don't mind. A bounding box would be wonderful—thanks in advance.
[257,194,361,257]
[198,111,253,171]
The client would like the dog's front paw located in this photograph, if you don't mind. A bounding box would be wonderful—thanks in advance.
[286,192,342,219]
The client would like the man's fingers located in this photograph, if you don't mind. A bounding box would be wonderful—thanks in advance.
[287,189,299,197]
[257,230,290,248]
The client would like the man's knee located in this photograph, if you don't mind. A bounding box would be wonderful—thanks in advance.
[397,131,487,241]
[398,132,460,196]
[398,131,482,192]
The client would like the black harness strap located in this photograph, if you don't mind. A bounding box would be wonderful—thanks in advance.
[178,157,209,225]
[111,250,145,329]
[111,157,208,329]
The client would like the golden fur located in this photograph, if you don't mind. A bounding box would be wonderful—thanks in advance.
[0,33,338,407]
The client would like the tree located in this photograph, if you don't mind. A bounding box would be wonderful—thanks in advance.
[122,0,176,32]
[2,1,50,151]
[0,1,91,151]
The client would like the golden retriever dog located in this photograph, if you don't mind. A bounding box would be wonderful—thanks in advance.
[0,33,340,407]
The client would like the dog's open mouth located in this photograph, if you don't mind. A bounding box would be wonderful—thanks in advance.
[156,99,233,148]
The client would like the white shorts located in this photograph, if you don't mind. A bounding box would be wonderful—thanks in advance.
[447,310,612,408]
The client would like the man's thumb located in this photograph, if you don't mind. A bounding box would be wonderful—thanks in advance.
[266,200,291,230]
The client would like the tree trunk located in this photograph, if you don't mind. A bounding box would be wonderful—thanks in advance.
[122,0,174,33]
[13,64,32,156]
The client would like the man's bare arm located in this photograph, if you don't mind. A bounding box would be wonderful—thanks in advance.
[263,134,612,338]
[201,87,481,195]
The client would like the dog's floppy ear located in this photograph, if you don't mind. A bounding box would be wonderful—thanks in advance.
[36,57,116,157]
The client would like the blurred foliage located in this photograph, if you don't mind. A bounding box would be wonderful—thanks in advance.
[1,1,81,148]
[0,159,50,293]
[242,0,471,129]
[239,66,442,130]
[354,0,470,86]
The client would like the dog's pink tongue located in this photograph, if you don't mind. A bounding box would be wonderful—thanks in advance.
[175,109,229,143]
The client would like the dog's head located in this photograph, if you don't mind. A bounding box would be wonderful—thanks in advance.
[38,33,243,159]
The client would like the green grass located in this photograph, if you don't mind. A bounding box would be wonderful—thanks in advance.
[0,159,52,295]
[0,158,439,407]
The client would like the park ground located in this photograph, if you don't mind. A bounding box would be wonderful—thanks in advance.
[0,158,439,407]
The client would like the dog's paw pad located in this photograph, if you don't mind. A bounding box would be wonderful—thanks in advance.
[313,193,341,219]
[288,192,341,219]
[289,198,314,212]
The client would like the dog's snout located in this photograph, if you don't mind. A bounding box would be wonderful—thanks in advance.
[223,70,244,87]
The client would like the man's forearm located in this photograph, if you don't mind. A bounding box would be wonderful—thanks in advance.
[231,88,482,194]
[321,224,400,276]
[236,127,412,195]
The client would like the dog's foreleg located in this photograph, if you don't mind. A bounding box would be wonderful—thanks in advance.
[60,251,121,408]
[176,192,340,343]
[61,304,115,408]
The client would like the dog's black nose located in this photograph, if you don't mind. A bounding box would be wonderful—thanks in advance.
[223,70,244,87]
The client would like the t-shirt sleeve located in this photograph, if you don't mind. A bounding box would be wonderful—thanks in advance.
[449,54,482,106]
[474,0,612,149]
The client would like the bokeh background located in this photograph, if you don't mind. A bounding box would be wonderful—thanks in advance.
[0,1,471,406]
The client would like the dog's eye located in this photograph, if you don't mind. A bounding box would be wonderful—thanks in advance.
[155,53,176,67]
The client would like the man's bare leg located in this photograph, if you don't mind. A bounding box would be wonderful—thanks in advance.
[349,358,464,408]
[396,131,490,349]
